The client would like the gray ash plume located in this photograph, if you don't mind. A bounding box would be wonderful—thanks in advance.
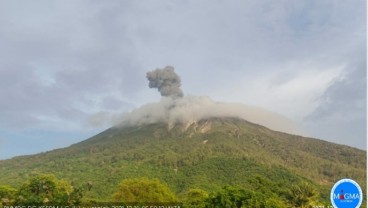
[93,65,302,136]
[146,66,184,98]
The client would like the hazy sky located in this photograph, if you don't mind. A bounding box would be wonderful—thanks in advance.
[0,0,366,159]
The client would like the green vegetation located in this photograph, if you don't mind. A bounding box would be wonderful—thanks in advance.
[287,182,317,208]
[112,178,177,203]
[0,175,322,207]
[0,173,364,207]
[183,188,208,208]
[1,174,83,206]
[205,185,288,208]
[0,185,17,204]
[0,117,365,206]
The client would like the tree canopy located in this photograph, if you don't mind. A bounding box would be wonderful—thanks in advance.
[112,178,177,203]
[183,188,208,208]
[287,182,317,208]
[14,174,82,205]
[0,185,17,205]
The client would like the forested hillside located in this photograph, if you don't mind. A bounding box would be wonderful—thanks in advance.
[0,117,365,207]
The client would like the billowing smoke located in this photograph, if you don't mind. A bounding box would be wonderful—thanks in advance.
[111,66,302,135]
[116,96,302,135]
[146,66,183,98]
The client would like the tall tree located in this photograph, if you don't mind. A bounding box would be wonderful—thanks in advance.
[205,186,248,208]
[287,182,317,208]
[183,188,208,208]
[112,178,177,203]
[14,174,81,205]
[0,185,17,205]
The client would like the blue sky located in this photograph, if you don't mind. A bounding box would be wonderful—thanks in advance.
[0,0,366,159]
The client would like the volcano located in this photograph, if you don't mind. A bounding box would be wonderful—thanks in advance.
[0,117,365,204]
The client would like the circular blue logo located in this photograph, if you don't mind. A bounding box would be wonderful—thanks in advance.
[330,178,363,208]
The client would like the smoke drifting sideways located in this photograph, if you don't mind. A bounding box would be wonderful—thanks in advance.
[113,66,302,135]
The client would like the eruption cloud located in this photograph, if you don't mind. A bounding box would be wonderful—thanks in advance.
[146,66,183,98]
[117,96,302,135]
[113,66,302,135]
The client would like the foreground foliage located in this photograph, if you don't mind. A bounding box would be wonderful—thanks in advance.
[287,182,317,208]
[0,174,329,207]
[112,178,177,203]
[205,186,289,208]
[1,174,83,206]
[183,188,208,208]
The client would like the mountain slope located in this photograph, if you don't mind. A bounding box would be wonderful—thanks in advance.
[0,117,366,203]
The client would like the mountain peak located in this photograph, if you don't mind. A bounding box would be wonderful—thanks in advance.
[0,116,365,202]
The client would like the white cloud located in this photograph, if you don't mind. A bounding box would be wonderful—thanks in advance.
[112,96,302,135]
[0,0,365,158]
[213,62,346,120]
